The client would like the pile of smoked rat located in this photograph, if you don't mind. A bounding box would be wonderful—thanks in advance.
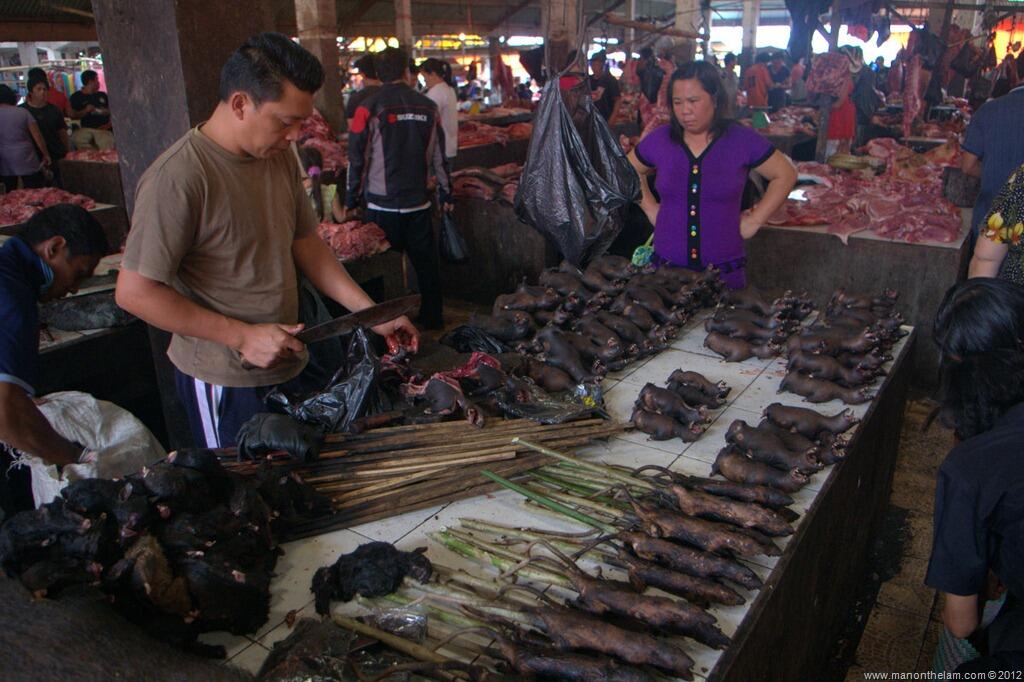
[0,450,330,657]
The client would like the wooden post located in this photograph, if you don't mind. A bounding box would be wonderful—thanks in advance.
[741,0,760,58]
[674,0,699,62]
[543,0,580,76]
[296,0,345,133]
[394,0,413,51]
[91,0,273,449]
[813,0,842,163]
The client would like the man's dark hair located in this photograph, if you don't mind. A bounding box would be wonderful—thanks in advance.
[639,48,654,60]
[724,52,737,65]
[0,84,16,106]
[755,52,771,64]
[590,50,607,64]
[27,72,48,92]
[354,53,378,80]
[219,32,325,105]
[667,61,734,143]
[27,67,46,81]
[81,69,98,85]
[374,47,410,83]
[934,278,1024,440]
[18,204,110,257]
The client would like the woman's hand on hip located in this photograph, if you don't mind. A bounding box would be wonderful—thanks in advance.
[740,209,762,239]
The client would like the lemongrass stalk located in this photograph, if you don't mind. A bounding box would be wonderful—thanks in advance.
[480,470,617,533]
[458,519,617,564]
[430,530,569,587]
[510,438,656,491]
[523,481,630,520]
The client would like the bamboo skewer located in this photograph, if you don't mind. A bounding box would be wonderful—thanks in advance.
[248,416,626,540]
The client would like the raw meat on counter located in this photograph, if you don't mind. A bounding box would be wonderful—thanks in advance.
[64,149,119,163]
[458,121,510,148]
[768,141,963,244]
[298,110,347,173]
[451,163,523,203]
[741,106,818,137]
[316,220,389,262]
[0,188,97,227]
[505,122,533,140]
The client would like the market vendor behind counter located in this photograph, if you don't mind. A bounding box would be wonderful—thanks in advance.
[0,205,112,515]
[627,62,797,289]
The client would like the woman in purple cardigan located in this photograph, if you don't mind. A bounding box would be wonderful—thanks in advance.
[628,61,796,289]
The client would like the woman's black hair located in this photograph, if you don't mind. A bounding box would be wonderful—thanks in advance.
[933,278,1024,440]
[219,32,325,105]
[666,61,733,146]
[420,58,454,88]
[0,84,16,106]
[297,146,325,220]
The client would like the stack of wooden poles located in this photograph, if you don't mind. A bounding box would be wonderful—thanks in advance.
[221,417,623,539]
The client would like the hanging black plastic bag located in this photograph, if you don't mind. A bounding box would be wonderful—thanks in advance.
[265,328,386,432]
[514,77,640,267]
[639,63,664,104]
[439,325,509,354]
[439,211,469,263]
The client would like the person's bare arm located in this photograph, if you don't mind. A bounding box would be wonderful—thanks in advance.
[27,121,51,166]
[943,592,980,639]
[968,236,1008,278]
[0,382,80,465]
[58,126,69,155]
[114,269,305,368]
[628,150,659,225]
[961,151,981,179]
[292,234,420,352]
[742,150,798,238]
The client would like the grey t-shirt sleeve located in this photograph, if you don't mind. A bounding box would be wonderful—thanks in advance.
[122,162,201,285]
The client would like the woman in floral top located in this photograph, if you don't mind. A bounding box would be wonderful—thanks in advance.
[969,163,1024,284]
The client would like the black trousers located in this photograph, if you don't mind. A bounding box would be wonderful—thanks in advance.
[366,207,443,326]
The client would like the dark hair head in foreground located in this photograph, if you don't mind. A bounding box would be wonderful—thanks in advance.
[933,278,1024,440]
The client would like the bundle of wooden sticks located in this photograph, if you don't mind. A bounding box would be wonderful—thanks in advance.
[221,417,623,539]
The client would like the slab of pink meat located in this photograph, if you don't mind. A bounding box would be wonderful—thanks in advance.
[299,109,347,173]
[458,122,509,148]
[64,149,119,163]
[316,220,390,262]
[826,212,871,244]
[0,188,96,227]
[805,53,850,98]
[902,55,925,139]
[489,163,523,179]
[794,161,836,187]
[506,122,533,140]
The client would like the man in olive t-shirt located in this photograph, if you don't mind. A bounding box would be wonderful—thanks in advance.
[116,33,418,448]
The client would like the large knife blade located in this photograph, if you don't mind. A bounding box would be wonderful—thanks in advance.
[296,294,420,344]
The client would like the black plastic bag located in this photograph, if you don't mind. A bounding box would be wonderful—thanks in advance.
[639,63,664,104]
[236,413,324,462]
[439,325,509,354]
[439,211,469,263]
[514,77,640,267]
[266,328,385,432]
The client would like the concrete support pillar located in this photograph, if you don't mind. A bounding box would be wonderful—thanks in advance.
[296,0,344,132]
[742,0,760,58]
[394,0,413,51]
[674,0,700,61]
[543,0,579,75]
[628,0,637,54]
[92,0,272,450]
[18,42,40,66]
